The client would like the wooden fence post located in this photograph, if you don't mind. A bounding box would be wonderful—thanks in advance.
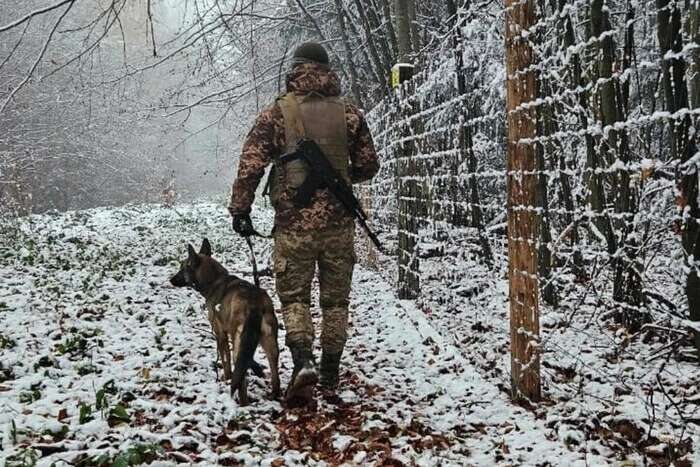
[505,0,541,402]
[396,81,420,299]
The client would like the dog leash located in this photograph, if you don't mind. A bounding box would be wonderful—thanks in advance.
[245,236,261,288]
[251,227,273,239]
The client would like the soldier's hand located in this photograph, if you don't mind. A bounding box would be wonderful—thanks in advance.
[231,213,255,237]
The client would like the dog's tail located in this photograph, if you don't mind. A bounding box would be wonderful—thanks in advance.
[230,297,263,396]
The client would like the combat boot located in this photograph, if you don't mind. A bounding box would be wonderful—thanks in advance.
[320,351,342,390]
[285,342,318,406]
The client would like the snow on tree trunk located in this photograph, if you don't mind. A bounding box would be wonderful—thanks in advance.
[505,0,541,402]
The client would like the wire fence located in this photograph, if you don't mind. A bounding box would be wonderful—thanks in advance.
[359,0,699,335]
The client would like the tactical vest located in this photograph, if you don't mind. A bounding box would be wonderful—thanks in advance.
[268,92,350,205]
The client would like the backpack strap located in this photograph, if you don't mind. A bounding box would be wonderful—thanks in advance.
[264,93,305,199]
[277,93,306,143]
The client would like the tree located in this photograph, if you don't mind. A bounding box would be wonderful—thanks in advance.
[394,0,412,63]
[658,0,700,352]
[505,0,541,402]
[446,0,493,265]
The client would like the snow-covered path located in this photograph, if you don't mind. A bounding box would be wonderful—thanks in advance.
[0,202,635,465]
[341,269,592,466]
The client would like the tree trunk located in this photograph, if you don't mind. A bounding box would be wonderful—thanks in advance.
[505,0,541,402]
[590,0,618,161]
[396,80,420,299]
[689,1,700,109]
[333,0,364,107]
[366,0,396,67]
[661,0,700,353]
[393,0,419,299]
[688,0,700,356]
[590,0,644,327]
[535,100,557,306]
[343,7,388,95]
[377,0,398,59]
[447,0,493,265]
[611,3,644,329]
[531,0,557,306]
[466,123,494,266]
[587,0,617,255]
[407,0,419,58]
[558,3,585,278]
[658,0,691,161]
[354,0,393,93]
[394,0,412,62]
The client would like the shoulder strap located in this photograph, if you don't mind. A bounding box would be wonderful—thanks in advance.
[277,93,306,138]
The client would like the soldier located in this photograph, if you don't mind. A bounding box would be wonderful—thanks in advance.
[228,42,380,405]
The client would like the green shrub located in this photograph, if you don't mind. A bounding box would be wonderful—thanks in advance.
[79,403,93,424]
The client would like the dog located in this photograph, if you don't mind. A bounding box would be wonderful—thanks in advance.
[169,238,280,405]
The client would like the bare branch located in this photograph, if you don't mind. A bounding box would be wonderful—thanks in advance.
[0,0,74,34]
[0,1,76,115]
[147,0,157,57]
[0,20,31,72]
[41,0,127,82]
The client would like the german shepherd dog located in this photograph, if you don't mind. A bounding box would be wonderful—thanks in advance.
[170,239,280,405]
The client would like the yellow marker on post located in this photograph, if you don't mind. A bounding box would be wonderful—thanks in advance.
[391,63,415,89]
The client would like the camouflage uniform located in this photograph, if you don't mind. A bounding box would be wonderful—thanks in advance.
[229,63,379,232]
[273,226,355,354]
[229,62,379,387]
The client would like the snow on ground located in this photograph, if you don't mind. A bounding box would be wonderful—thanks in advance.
[366,226,699,466]
[0,200,697,466]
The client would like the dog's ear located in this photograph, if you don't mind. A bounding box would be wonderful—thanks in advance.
[200,238,212,256]
[187,243,198,263]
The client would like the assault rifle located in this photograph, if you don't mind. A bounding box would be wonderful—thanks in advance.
[279,138,386,253]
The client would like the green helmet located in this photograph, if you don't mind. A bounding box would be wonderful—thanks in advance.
[291,42,329,68]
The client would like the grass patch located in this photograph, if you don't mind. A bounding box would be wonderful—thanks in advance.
[5,448,38,467]
[55,334,88,356]
[95,379,117,411]
[0,362,15,382]
[18,383,42,404]
[0,332,16,349]
[153,256,176,266]
[42,423,69,442]
[33,355,56,372]
[79,402,94,424]
[76,362,100,376]
[107,403,131,427]
[55,328,102,357]
[76,443,164,467]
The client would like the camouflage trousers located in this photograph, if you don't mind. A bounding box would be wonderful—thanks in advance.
[273,224,355,354]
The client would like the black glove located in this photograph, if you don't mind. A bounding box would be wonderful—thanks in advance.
[231,213,255,237]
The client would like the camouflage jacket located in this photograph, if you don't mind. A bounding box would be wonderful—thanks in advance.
[229,63,380,232]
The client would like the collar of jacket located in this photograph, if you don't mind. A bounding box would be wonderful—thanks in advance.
[286,62,342,97]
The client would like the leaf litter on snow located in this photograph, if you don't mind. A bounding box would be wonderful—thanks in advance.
[364,219,699,466]
[1,201,695,466]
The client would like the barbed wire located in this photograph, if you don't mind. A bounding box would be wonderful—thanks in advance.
[358,2,699,415]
